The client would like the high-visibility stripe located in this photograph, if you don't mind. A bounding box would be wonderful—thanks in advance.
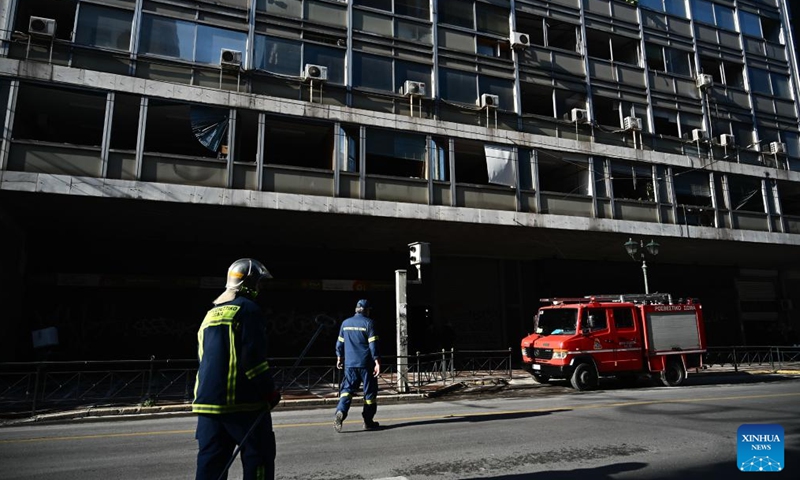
[343,326,367,331]
[246,361,270,379]
[340,392,351,397]
[201,305,240,329]
[191,402,265,414]
[365,399,375,405]
[257,466,265,480]
[368,336,378,342]
[338,336,344,342]
[227,324,237,405]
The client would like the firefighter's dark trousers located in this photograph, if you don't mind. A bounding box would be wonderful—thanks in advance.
[336,366,378,422]
[195,410,276,480]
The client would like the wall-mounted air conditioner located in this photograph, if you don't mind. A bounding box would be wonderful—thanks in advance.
[718,134,735,146]
[571,108,589,124]
[479,93,499,109]
[303,64,328,82]
[770,141,787,155]
[510,31,530,49]
[690,129,706,142]
[623,116,642,131]
[220,49,242,68]
[403,80,426,97]
[29,16,56,37]
[696,74,714,89]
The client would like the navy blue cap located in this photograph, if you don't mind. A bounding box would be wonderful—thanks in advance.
[356,299,371,309]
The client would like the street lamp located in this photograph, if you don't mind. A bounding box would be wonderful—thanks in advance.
[624,238,660,294]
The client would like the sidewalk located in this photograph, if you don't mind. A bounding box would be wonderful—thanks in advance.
[3,363,799,426]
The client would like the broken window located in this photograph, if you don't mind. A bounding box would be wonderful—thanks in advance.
[145,100,225,158]
[366,129,426,178]
[75,3,133,51]
[338,125,360,172]
[586,29,639,64]
[14,0,76,41]
[778,180,800,216]
[594,98,650,130]
[0,81,9,136]
[728,175,764,212]
[555,89,586,120]
[610,161,655,202]
[723,62,745,89]
[515,13,545,47]
[520,84,553,117]
[453,139,513,186]
[396,19,432,44]
[431,137,449,181]
[547,19,578,52]
[761,17,783,44]
[264,117,334,169]
[479,76,514,111]
[257,0,301,18]
[673,170,712,207]
[233,110,259,163]
[653,108,679,137]
[110,93,141,151]
[537,152,591,196]
[13,83,105,146]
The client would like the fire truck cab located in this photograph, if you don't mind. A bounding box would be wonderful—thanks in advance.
[520,293,706,390]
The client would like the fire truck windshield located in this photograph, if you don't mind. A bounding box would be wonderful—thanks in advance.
[535,309,578,335]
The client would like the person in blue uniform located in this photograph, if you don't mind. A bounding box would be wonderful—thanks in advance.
[334,299,381,432]
[193,258,282,480]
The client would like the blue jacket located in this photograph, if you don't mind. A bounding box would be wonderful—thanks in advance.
[335,313,380,368]
[192,296,275,414]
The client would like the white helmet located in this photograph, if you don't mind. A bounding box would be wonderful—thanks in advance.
[213,258,272,304]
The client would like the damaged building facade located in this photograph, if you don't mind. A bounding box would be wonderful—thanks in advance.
[1,0,800,362]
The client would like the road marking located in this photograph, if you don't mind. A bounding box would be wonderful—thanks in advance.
[2,391,798,445]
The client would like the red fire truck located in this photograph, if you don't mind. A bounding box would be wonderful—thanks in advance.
[520,293,706,390]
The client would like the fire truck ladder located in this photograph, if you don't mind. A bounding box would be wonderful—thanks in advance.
[540,293,674,305]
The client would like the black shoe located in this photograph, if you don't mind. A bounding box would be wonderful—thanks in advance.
[334,411,344,433]
[363,420,380,431]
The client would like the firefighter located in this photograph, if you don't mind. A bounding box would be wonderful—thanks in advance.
[193,258,282,480]
[334,299,381,432]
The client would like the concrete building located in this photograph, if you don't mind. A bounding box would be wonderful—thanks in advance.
[1,0,800,362]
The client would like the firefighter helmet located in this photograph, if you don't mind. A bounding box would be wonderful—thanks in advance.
[213,258,272,304]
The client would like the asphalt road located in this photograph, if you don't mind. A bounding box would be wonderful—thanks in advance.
[1,377,798,480]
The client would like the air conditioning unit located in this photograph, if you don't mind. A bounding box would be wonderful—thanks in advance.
[303,64,328,82]
[571,108,589,124]
[718,134,735,146]
[479,93,499,109]
[696,74,714,89]
[28,16,56,37]
[219,49,242,68]
[510,31,530,49]
[623,116,642,131]
[769,141,787,155]
[403,80,426,97]
[690,128,706,142]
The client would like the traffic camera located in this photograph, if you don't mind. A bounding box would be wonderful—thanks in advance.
[408,242,430,266]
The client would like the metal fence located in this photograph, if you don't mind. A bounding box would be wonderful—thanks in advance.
[0,349,513,416]
[704,346,800,372]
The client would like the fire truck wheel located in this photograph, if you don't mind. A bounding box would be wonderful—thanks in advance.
[660,361,686,387]
[532,373,549,384]
[570,362,598,391]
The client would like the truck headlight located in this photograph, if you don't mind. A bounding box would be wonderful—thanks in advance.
[552,350,568,359]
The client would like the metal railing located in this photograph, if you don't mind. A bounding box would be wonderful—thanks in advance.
[0,349,513,416]
[704,346,800,372]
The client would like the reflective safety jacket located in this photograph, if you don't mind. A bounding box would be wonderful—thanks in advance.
[335,313,380,368]
[192,296,275,414]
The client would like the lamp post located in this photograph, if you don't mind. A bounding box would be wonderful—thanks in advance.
[624,238,660,294]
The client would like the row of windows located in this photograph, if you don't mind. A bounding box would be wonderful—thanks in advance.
[10,1,799,162]
[5,80,798,219]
